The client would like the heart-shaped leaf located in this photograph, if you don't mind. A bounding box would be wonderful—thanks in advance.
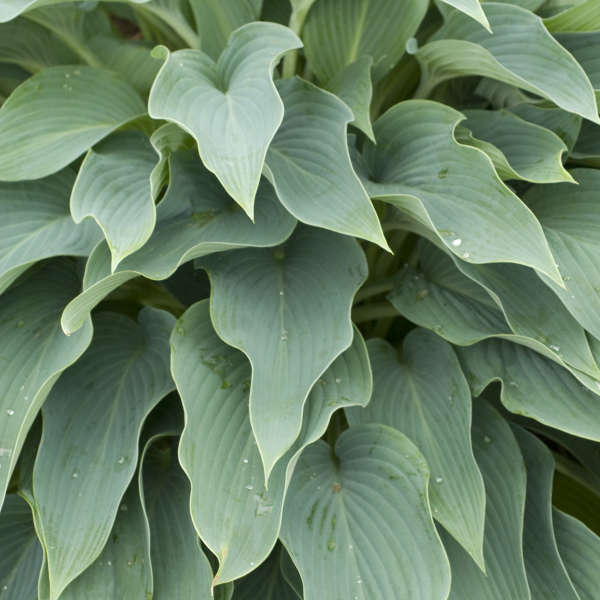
[199,225,367,478]
[148,22,302,218]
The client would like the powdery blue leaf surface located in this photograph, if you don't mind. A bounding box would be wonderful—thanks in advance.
[280,424,451,600]
[346,331,486,569]
[554,509,600,599]
[61,149,296,335]
[0,259,93,512]
[511,426,580,600]
[32,308,175,600]
[199,225,367,479]
[459,109,574,183]
[441,401,530,600]
[363,100,562,284]
[544,0,600,33]
[0,494,43,600]
[526,169,600,340]
[325,56,375,140]
[139,435,213,599]
[171,300,371,584]
[148,22,302,218]
[59,481,153,600]
[265,76,387,248]
[415,3,599,123]
[302,0,429,82]
[458,339,600,441]
[70,131,158,271]
[0,66,145,181]
[0,168,100,294]
[437,0,490,30]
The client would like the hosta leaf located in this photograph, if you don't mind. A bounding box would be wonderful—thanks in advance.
[302,0,429,82]
[415,3,599,123]
[199,225,367,478]
[191,0,259,60]
[0,259,92,511]
[511,427,579,600]
[70,131,158,271]
[60,481,153,600]
[0,66,145,181]
[232,546,298,600]
[386,236,599,382]
[0,63,27,99]
[346,331,486,569]
[148,22,302,218]
[139,436,212,599]
[88,35,160,96]
[441,401,530,600]
[458,109,573,183]
[458,339,600,441]
[61,150,296,335]
[556,32,600,93]
[325,56,375,140]
[0,168,101,294]
[149,122,194,198]
[135,0,200,49]
[33,308,175,600]
[0,19,77,72]
[171,300,371,583]
[280,424,451,600]
[544,0,600,32]
[265,77,387,248]
[437,0,491,30]
[363,100,562,284]
[526,169,600,340]
[509,102,583,152]
[23,3,110,66]
[554,509,600,599]
[0,495,43,599]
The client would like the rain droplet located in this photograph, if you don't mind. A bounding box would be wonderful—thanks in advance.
[127,560,133,567]
[24,396,28,401]
[279,291,284,296]
[19,385,24,391]
[348,544,353,550]
[549,344,560,352]
[484,435,492,444]
[65,73,71,78]
[72,471,79,479]
[245,485,254,491]
[249,562,255,567]
[120,504,128,512]
[357,577,363,584]
[117,456,125,464]
[435,476,444,484]
[451,238,462,247]
[335,378,342,384]
[6,409,14,416]
[107,560,112,566]
[3,585,7,590]
[462,252,470,259]
[242,458,249,464]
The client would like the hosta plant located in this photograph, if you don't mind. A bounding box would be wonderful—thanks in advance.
[1,0,600,597]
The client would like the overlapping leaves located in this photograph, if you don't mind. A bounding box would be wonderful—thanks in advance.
[0,1,600,599]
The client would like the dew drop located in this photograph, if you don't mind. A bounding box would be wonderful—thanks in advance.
[435,476,444,484]
[117,456,125,464]
[462,252,470,259]
[120,504,128,512]
[549,344,560,352]
[19,385,24,391]
[249,562,255,567]
[242,458,249,464]
[72,471,79,479]
[348,544,353,550]
[24,396,28,401]
[335,377,342,384]
[451,238,462,247]
[65,73,71,78]
[279,291,284,296]
[107,560,112,566]
[127,560,133,567]
[245,485,254,491]
[3,585,8,590]
[6,409,14,416]
[483,435,492,444]
[357,577,363,584]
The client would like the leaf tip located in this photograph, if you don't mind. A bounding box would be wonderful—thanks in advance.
[151,45,170,61]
